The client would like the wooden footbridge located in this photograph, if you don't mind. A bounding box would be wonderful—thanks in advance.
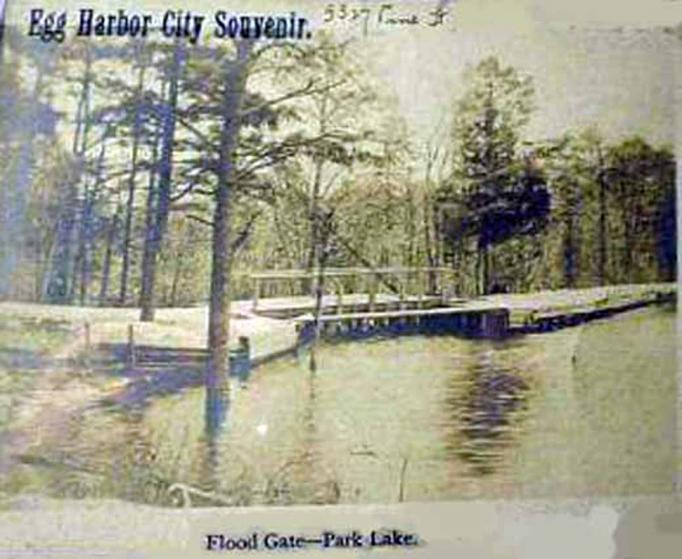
[247,267,512,340]
[294,305,511,341]
[244,269,675,345]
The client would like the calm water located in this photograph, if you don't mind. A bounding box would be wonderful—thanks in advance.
[3,306,676,506]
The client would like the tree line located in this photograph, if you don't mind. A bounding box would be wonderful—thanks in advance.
[0,32,676,381]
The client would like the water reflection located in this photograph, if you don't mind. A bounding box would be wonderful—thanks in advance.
[289,362,341,506]
[446,346,529,475]
[199,387,226,500]
[204,386,229,438]
[184,359,341,507]
[1,307,675,506]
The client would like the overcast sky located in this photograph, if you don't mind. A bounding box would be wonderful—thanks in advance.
[364,20,676,147]
[5,0,680,149]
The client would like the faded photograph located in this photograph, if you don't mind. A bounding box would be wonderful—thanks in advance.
[0,0,677,512]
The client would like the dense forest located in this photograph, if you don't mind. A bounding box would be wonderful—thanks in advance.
[0,31,676,379]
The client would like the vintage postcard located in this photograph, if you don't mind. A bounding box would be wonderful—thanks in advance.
[0,0,680,557]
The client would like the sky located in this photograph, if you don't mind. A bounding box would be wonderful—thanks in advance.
[3,0,680,150]
[364,19,676,147]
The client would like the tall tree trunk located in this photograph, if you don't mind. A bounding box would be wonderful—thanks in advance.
[69,58,94,305]
[423,192,439,294]
[623,217,633,282]
[309,211,331,374]
[138,84,163,315]
[169,256,183,307]
[405,186,416,269]
[305,96,328,295]
[44,52,92,303]
[423,144,443,294]
[597,169,608,286]
[563,214,576,288]
[621,196,635,282]
[99,204,119,304]
[139,46,181,321]
[656,183,676,281]
[119,61,147,305]
[33,238,43,300]
[76,193,91,305]
[205,40,253,434]
[0,63,43,299]
[478,239,489,295]
[169,223,188,307]
[77,136,107,305]
[306,157,324,295]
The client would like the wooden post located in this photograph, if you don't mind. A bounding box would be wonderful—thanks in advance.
[127,324,136,370]
[230,335,252,383]
[252,277,259,311]
[82,321,91,367]
[398,274,406,311]
[238,335,250,354]
[481,309,509,339]
[417,272,424,309]
[368,274,377,313]
[84,322,91,351]
[439,269,447,304]
[336,281,344,316]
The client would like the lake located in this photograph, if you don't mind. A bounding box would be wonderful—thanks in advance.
[3,305,676,506]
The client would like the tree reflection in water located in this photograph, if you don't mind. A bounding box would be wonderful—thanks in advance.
[448,347,529,475]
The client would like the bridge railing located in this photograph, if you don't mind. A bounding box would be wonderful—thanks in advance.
[248,267,457,311]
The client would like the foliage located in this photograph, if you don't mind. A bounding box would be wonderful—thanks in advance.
[438,57,551,294]
[0,40,674,308]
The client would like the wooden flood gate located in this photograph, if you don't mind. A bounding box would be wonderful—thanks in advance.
[294,306,510,343]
